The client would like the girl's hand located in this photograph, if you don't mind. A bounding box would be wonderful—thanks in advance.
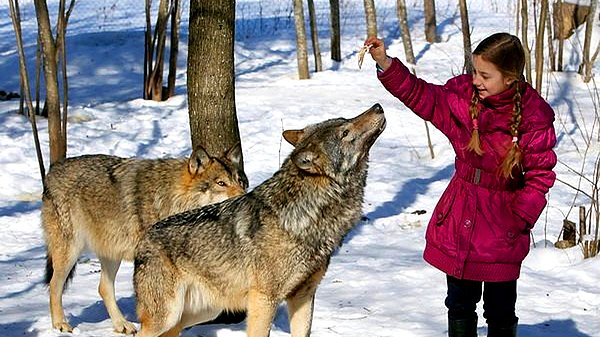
[364,37,392,71]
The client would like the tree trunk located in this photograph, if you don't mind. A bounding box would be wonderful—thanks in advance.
[307,0,322,72]
[34,0,66,164]
[521,0,532,84]
[329,0,341,62]
[535,0,548,92]
[187,0,244,171]
[147,0,169,101]
[546,3,555,72]
[364,0,378,38]
[423,0,438,43]
[396,0,415,64]
[167,0,181,98]
[556,0,564,71]
[144,0,152,99]
[580,0,597,82]
[458,0,473,74]
[293,0,310,79]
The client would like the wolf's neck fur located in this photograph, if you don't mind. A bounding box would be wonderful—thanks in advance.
[256,158,368,255]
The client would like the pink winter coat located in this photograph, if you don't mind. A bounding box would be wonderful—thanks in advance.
[378,58,557,282]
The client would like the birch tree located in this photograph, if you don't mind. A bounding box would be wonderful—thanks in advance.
[293,0,310,79]
[364,0,378,37]
[308,0,322,72]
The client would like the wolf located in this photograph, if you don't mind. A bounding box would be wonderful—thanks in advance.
[133,103,386,337]
[42,144,247,334]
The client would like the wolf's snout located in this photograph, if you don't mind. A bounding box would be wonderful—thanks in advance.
[370,103,384,114]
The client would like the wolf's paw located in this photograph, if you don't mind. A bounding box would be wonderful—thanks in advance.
[53,321,73,333]
[113,320,137,335]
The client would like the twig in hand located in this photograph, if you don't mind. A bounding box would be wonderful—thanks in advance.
[358,44,372,69]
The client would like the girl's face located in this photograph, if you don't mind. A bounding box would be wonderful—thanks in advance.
[472,55,514,99]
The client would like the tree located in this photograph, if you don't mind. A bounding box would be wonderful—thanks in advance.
[167,0,182,98]
[187,0,245,171]
[424,0,439,43]
[396,0,415,64]
[535,0,549,92]
[579,0,597,83]
[293,0,310,79]
[521,0,532,84]
[34,0,75,165]
[144,0,181,101]
[364,0,378,38]
[458,0,473,74]
[307,0,322,72]
[546,3,556,72]
[329,0,341,62]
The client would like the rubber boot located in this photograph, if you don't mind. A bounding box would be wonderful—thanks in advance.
[448,316,478,337]
[487,320,517,337]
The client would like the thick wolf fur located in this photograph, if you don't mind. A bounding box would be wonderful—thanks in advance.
[133,104,386,337]
[42,145,247,334]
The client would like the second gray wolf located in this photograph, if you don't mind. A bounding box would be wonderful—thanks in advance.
[133,104,386,337]
[42,144,247,334]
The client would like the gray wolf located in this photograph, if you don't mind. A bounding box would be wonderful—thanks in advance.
[133,103,386,337]
[42,144,247,334]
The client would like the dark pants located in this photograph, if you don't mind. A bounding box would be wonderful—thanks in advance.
[445,275,518,327]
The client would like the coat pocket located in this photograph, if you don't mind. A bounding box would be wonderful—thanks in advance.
[432,187,457,226]
[506,211,529,241]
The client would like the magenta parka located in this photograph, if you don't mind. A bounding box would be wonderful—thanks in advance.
[378,58,557,282]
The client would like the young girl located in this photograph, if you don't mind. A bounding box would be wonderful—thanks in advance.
[365,33,557,337]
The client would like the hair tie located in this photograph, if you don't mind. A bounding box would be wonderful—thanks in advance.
[472,119,479,130]
[512,136,518,143]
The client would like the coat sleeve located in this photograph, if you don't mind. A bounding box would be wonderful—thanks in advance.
[511,120,557,227]
[377,58,458,137]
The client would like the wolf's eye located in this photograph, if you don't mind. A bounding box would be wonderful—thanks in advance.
[342,130,349,138]
[216,181,226,187]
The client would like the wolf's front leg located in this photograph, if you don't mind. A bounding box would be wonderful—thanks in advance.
[246,289,277,337]
[286,268,326,337]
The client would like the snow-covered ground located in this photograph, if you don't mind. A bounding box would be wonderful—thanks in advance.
[1,1,599,336]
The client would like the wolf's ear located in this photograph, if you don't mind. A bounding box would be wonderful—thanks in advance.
[188,146,211,175]
[283,130,304,147]
[293,150,319,174]
[225,142,243,169]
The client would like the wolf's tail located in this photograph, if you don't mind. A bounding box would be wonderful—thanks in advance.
[44,253,76,290]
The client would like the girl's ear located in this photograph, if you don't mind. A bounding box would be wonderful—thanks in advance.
[505,78,517,86]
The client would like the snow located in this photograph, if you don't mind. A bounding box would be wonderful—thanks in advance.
[0,1,599,336]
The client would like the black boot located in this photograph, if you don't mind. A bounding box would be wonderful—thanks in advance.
[448,316,478,337]
[487,321,517,337]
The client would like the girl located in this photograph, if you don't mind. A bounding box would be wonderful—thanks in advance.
[365,33,557,337]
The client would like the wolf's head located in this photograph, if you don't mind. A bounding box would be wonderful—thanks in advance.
[282,103,386,181]
[176,143,247,209]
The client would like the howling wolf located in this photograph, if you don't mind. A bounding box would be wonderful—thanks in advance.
[133,103,386,337]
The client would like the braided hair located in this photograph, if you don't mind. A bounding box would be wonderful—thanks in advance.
[466,33,525,179]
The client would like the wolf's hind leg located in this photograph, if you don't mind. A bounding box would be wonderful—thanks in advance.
[47,237,82,332]
[98,257,137,334]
